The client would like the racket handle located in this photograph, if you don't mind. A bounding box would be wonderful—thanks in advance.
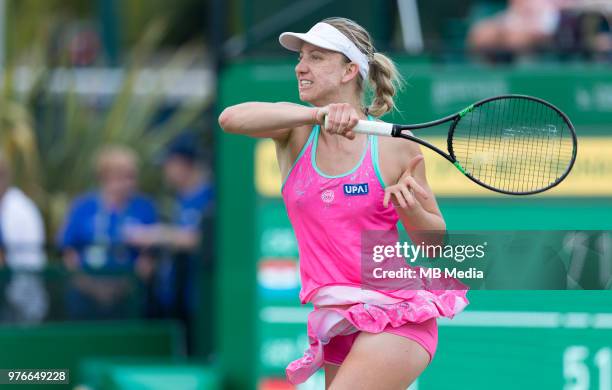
[323,115,394,137]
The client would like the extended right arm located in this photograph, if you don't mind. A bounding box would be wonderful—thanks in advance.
[218,102,318,141]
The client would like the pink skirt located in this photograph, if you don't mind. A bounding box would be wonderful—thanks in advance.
[285,289,468,385]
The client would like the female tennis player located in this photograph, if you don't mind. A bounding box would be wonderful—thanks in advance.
[219,17,468,389]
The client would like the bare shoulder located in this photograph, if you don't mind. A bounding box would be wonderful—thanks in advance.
[378,130,422,165]
[369,116,419,157]
[398,130,423,157]
[376,127,430,186]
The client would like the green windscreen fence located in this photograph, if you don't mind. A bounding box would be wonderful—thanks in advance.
[216,60,612,390]
[0,320,183,390]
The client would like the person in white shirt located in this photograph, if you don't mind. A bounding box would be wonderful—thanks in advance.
[0,152,48,323]
[468,0,562,56]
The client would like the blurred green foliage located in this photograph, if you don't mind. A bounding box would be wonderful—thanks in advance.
[5,0,208,64]
[0,17,211,240]
[7,0,92,64]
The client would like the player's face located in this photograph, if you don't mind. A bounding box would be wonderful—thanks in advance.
[295,43,349,105]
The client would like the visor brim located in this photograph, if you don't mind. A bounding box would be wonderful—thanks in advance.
[279,32,341,53]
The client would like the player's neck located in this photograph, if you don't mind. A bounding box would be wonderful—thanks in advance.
[315,91,366,119]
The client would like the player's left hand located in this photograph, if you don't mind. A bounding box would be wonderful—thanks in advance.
[383,155,429,211]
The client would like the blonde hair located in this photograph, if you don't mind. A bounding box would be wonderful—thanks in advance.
[322,17,403,117]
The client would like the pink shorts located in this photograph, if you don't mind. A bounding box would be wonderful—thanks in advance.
[322,317,438,366]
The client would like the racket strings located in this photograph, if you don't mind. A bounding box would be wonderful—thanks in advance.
[451,97,575,193]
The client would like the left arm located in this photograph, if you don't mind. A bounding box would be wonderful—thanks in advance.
[382,141,446,246]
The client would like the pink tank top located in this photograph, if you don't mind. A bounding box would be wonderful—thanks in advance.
[282,123,470,385]
[282,122,400,304]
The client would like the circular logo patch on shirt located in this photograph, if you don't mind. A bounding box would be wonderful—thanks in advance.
[321,189,334,203]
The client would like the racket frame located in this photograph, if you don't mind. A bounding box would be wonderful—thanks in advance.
[361,94,578,195]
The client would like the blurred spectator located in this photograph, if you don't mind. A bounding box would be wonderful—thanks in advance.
[48,20,103,67]
[126,136,214,351]
[468,0,562,60]
[57,145,158,320]
[0,152,48,324]
[555,2,612,60]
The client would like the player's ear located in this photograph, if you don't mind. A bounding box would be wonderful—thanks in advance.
[341,62,360,83]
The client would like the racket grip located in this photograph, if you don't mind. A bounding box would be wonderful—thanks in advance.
[323,115,394,136]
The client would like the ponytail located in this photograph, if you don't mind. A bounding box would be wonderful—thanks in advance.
[322,17,404,118]
[367,52,403,117]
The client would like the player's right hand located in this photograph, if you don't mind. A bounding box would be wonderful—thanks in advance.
[315,103,361,140]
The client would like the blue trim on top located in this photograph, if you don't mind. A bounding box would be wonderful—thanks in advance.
[311,116,374,179]
[280,127,316,192]
[371,134,386,189]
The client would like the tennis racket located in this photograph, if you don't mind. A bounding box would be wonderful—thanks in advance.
[326,95,577,195]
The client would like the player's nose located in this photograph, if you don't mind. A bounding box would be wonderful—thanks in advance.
[295,59,308,75]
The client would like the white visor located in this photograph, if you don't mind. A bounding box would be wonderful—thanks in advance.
[279,22,370,79]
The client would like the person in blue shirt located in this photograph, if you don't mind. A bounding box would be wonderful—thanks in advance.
[58,145,158,320]
[127,137,213,352]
